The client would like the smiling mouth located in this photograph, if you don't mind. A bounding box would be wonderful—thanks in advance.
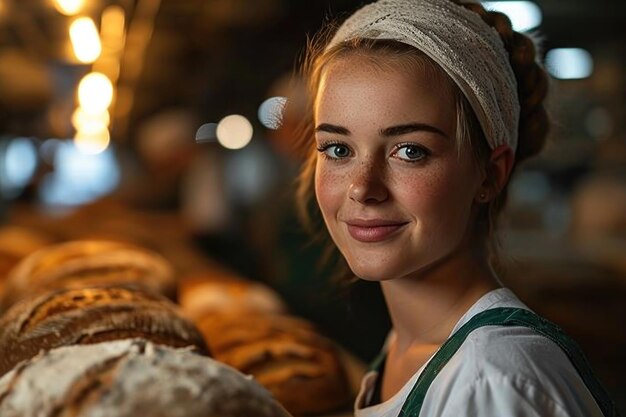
[345,221,409,243]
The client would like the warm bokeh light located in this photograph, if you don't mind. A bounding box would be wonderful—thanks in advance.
[77,72,114,113]
[69,17,102,63]
[216,115,253,150]
[74,128,111,154]
[71,107,110,133]
[92,57,121,85]
[258,96,287,130]
[482,1,542,32]
[91,6,125,83]
[545,48,594,80]
[101,5,126,46]
[53,0,85,16]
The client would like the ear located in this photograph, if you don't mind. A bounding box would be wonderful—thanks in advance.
[476,145,515,202]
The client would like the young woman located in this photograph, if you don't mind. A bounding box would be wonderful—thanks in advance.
[295,0,618,415]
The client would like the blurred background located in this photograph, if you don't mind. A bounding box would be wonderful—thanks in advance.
[0,0,624,411]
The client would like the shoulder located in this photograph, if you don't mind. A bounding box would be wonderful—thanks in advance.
[421,325,604,417]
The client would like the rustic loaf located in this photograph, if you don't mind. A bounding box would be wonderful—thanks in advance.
[0,339,292,417]
[1,239,177,310]
[179,269,287,320]
[197,311,351,415]
[0,285,207,376]
[0,225,53,303]
[0,225,54,260]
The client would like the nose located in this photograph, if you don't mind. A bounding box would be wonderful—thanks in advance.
[348,159,389,204]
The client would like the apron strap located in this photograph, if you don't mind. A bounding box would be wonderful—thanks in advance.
[369,347,387,372]
[397,307,618,417]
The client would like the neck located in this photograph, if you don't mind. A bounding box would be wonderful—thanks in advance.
[380,247,499,350]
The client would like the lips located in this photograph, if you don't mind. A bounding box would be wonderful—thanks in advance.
[344,219,409,243]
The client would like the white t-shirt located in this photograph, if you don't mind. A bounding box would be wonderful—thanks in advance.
[355,288,604,417]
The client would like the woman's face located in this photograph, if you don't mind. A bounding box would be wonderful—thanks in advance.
[314,54,484,281]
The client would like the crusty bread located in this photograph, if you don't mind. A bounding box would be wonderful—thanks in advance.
[1,240,177,310]
[0,253,17,300]
[0,286,208,376]
[0,339,292,417]
[179,269,287,320]
[0,252,18,280]
[0,225,53,305]
[197,312,351,415]
[0,225,54,260]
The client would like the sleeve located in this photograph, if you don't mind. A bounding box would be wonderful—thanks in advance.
[434,375,580,417]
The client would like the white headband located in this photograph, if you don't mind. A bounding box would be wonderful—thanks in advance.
[327,0,520,153]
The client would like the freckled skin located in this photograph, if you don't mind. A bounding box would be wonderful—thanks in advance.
[314,55,483,281]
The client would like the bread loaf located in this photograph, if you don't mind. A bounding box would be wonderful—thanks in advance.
[197,312,351,415]
[0,226,54,260]
[179,269,287,320]
[0,225,53,305]
[0,286,207,376]
[0,339,292,417]
[1,240,177,310]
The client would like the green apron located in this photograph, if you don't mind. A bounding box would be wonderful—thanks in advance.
[370,307,619,417]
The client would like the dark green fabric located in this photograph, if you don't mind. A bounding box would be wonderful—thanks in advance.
[370,307,618,417]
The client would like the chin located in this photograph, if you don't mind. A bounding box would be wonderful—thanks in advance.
[342,247,451,282]
[344,258,403,282]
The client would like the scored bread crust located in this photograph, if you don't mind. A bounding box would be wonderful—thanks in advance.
[1,240,177,311]
[197,312,351,415]
[0,339,292,417]
[0,286,208,377]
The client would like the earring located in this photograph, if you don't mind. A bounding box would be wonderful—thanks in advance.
[478,192,487,202]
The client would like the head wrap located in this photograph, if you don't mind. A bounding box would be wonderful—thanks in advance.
[327,0,520,153]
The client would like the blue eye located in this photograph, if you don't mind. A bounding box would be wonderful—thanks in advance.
[394,144,428,162]
[318,143,351,159]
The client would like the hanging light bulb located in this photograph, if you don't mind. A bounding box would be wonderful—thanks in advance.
[216,115,253,150]
[69,17,102,63]
[53,0,85,16]
[74,128,111,155]
[77,72,114,113]
[71,107,110,133]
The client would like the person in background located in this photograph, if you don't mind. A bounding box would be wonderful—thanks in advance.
[294,0,619,415]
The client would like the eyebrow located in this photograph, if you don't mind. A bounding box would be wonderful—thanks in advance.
[315,122,448,139]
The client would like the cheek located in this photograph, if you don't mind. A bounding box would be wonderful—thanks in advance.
[393,173,442,228]
[394,162,478,223]
[314,159,344,219]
